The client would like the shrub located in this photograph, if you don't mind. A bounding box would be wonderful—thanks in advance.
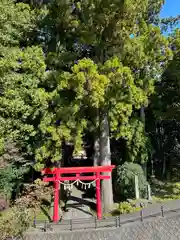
[0,205,31,240]
[111,201,141,215]
[0,179,53,239]
[119,202,141,214]
[16,178,53,209]
[0,196,9,212]
[172,182,180,195]
[115,162,148,199]
[0,141,30,200]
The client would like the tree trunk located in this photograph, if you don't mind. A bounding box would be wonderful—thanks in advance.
[140,106,147,179]
[140,106,145,123]
[166,158,171,181]
[94,135,100,166]
[94,109,100,166]
[162,158,166,176]
[99,110,113,213]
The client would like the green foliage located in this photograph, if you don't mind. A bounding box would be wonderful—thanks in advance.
[151,179,180,202]
[0,0,76,169]
[118,202,141,214]
[46,0,171,170]
[111,201,141,215]
[0,142,31,198]
[0,165,28,198]
[115,162,148,199]
[161,16,180,33]
[0,45,48,169]
[0,205,31,240]
[125,118,152,164]
[0,0,36,46]
[0,178,53,239]
[154,29,180,120]
[0,0,172,172]
[147,29,180,180]
[0,0,47,169]
[153,195,180,202]
[146,0,164,24]
[172,182,180,195]
[0,0,177,212]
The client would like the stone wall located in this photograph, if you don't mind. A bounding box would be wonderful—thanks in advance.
[26,213,180,240]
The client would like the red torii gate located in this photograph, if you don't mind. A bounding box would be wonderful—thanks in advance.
[42,165,115,222]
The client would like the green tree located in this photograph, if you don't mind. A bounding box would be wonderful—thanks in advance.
[148,29,180,180]
[155,30,180,120]
[35,0,171,211]
[0,1,47,168]
[0,0,88,172]
[0,0,172,212]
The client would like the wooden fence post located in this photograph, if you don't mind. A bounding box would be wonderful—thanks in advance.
[33,216,36,228]
[95,217,98,229]
[119,215,121,227]
[115,216,118,227]
[44,221,47,232]
[140,209,143,221]
[70,219,73,231]
[161,206,164,217]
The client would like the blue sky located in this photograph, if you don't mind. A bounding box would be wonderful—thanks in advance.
[161,0,180,18]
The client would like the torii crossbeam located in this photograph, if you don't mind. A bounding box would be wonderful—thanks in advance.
[42,165,115,222]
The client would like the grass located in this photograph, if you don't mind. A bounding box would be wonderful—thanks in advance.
[34,206,51,221]
[0,203,52,223]
[89,202,141,217]
[151,179,180,202]
[33,198,66,222]
[99,179,180,217]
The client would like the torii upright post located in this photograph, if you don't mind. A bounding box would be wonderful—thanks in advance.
[42,165,115,222]
[96,172,102,219]
[53,170,60,222]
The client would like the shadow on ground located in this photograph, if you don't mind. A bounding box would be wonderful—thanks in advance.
[68,195,96,210]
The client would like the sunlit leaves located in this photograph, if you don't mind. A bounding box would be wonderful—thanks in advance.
[0,0,173,171]
[0,0,36,46]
